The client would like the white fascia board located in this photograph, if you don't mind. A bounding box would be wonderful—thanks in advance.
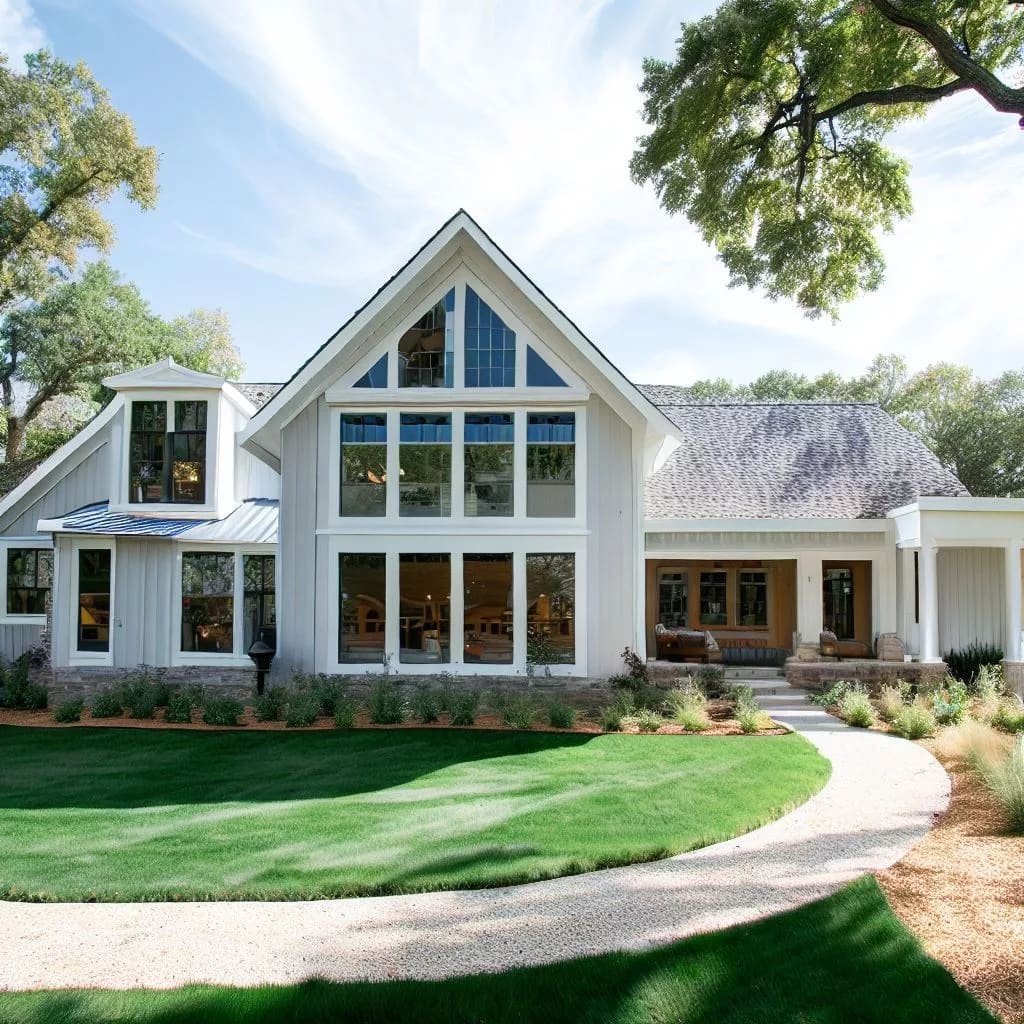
[915,496,1024,513]
[645,517,891,533]
[0,399,121,525]
[222,382,257,417]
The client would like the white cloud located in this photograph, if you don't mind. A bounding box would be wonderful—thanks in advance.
[132,0,1024,384]
[0,0,46,68]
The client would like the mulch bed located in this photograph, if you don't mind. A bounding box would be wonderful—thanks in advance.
[876,740,1024,1024]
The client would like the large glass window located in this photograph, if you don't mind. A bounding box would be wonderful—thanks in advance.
[526,413,575,517]
[526,553,575,664]
[7,548,52,616]
[129,401,166,502]
[738,571,768,627]
[399,554,450,664]
[339,553,387,663]
[465,286,515,387]
[243,554,276,652]
[399,414,451,517]
[658,570,688,628]
[824,567,855,639]
[398,289,454,388]
[699,571,728,626]
[181,552,235,653]
[463,553,513,664]
[129,400,207,504]
[340,414,387,517]
[77,549,111,653]
[464,413,514,517]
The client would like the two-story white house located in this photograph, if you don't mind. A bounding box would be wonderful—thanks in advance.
[2,211,1023,695]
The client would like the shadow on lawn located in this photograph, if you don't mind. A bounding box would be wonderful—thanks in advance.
[0,878,995,1023]
[0,725,600,810]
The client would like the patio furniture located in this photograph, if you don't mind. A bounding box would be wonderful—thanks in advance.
[819,628,873,660]
[654,624,719,663]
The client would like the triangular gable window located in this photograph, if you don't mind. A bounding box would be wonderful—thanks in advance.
[354,354,388,388]
[399,289,454,388]
[465,286,515,388]
[526,345,567,387]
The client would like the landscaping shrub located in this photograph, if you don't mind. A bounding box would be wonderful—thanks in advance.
[695,664,726,697]
[368,680,406,725]
[610,646,649,692]
[284,692,320,728]
[435,672,456,712]
[333,695,358,729]
[727,683,757,708]
[90,688,123,718]
[974,664,1006,722]
[598,704,623,732]
[254,686,288,722]
[876,683,908,724]
[411,685,441,724]
[972,734,1024,833]
[53,699,83,723]
[310,675,347,716]
[891,702,937,740]
[502,696,536,730]
[931,677,970,726]
[991,698,1024,734]
[448,690,480,727]
[808,681,852,708]
[628,708,663,733]
[0,655,46,710]
[164,689,194,724]
[546,699,575,730]
[838,686,875,729]
[737,704,762,734]
[202,696,244,727]
[944,641,1003,685]
[667,681,709,731]
[675,706,710,732]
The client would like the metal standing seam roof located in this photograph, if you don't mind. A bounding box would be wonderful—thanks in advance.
[41,499,279,543]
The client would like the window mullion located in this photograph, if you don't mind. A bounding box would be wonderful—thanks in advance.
[514,410,527,519]
[234,553,244,656]
[452,411,465,518]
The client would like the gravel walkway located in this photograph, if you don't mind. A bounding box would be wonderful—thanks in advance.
[0,695,949,991]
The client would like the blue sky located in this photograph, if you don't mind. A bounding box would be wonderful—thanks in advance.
[3,0,1022,385]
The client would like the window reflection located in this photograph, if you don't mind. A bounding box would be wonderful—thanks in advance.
[463,553,513,664]
[339,554,387,663]
[398,289,454,388]
[399,414,451,517]
[465,413,513,517]
[399,554,450,664]
[526,553,575,664]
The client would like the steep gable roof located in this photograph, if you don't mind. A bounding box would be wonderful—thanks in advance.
[641,390,968,520]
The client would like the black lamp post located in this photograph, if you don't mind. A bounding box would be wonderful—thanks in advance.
[247,639,275,696]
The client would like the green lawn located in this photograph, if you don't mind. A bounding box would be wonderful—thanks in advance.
[0,878,993,1023]
[0,725,827,901]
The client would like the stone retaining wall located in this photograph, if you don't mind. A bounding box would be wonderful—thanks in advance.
[785,659,949,693]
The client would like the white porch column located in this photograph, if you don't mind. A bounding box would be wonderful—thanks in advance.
[899,547,919,657]
[1003,541,1023,662]
[795,554,823,658]
[918,543,941,662]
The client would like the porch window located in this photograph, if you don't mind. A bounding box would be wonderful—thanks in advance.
[824,567,855,639]
[399,414,452,517]
[399,554,451,664]
[465,286,515,387]
[243,554,276,651]
[339,553,387,663]
[77,549,111,653]
[399,289,454,388]
[340,414,387,516]
[738,571,768,627]
[464,413,514,517]
[526,413,575,517]
[463,553,513,664]
[7,548,52,616]
[129,400,207,504]
[658,570,688,628]
[699,571,728,626]
[526,553,575,664]
[181,552,235,653]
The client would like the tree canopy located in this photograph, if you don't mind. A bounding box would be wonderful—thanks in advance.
[631,1,1024,317]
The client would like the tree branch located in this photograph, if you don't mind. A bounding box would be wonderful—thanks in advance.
[815,77,972,120]
[867,0,1024,114]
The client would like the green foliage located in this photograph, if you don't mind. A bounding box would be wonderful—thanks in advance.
[675,706,710,732]
[333,696,358,730]
[629,708,664,733]
[435,672,456,712]
[727,683,758,716]
[695,664,726,697]
[631,1,1024,318]
[411,685,441,724]
[808,681,852,708]
[368,680,406,725]
[448,690,480,727]
[944,642,1005,686]
[502,696,536,730]
[598,704,623,732]
[973,736,1024,833]
[838,686,876,729]
[891,703,937,740]
[120,674,167,719]
[931,678,970,726]
[667,681,710,730]
[737,704,764,734]
[201,696,243,727]
[876,683,908,724]
[526,632,559,672]
[163,689,195,724]
[546,699,576,730]
[991,699,1024,734]
[89,688,123,718]
[284,692,320,728]
[293,674,348,717]
[617,646,649,686]
[53,699,83,723]
[253,686,288,722]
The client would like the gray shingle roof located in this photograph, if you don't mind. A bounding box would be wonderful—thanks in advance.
[639,388,968,520]
[231,383,283,410]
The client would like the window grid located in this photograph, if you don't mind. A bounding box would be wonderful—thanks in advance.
[464,286,515,388]
[6,548,52,616]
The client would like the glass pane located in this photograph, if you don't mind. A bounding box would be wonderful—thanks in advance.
[243,554,276,651]
[824,567,855,639]
[465,286,516,387]
[341,414,387,517]
[7,548,50,616]
[399,414,451,518]
[131,401,166,432]
[399,554,450,664]
[340,553,387,663]
[699,571,728,626]
[526,554,575,664]
[465,413,513,517]
[354,353,388,388]
[463,554,513,664]
[77,549,111,652]
[526,345,567,387]
[527,414,575,517]
[658,572,688,628]
[398,289,454,388]
[129,402,166,503]
[181,552,235,653]
[175,401,207,431]
[738,571,768,627]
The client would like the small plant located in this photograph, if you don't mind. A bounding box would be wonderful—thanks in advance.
[808,681,852,708]
[891,702,937,740]
[254,686,288,722]
[931,677,970,726]
[838,685,875,728]
[876,683,908,724]
[333,695,358,729]
[1,656,47,710]
[502,695,536,730]
[991,698,1024,734]
[695,664,726,697]
[449,690,480,726]
[974,665,1006,722]
[202,696,244,727]
[526,632,559,674]
[675,705,710,732]
[90,688,123,718]
[546,699,575,729]
[284,692,320,728]
[628,708,663,733]
[127,685,158,720]
[435,672,456,713]
[311,675,347,716]
[411,685,441,724]
[368,679,406,725]
[164,689,194,724]
[621,646,649,683]
[599,704,623,731]
[53,699,83,723]
[972,734,1024,833]
[944,642,1003,686]
[667,679,707,715]
[737,704,761,734]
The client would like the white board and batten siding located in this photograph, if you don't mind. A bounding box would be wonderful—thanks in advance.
[111,539,176,668]
[937,547,1005,653]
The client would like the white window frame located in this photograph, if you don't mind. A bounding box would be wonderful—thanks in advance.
[324,535,587,677]
[0,538,53,625]
[173,544,276,667]
[68,536,115,667]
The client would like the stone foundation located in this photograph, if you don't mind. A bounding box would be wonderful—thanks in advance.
[785,658,948,693]
[46,666,259,702]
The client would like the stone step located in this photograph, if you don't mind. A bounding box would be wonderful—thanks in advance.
[721,666,785,679]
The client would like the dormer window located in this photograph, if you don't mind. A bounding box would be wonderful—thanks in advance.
[129,400,208,504]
